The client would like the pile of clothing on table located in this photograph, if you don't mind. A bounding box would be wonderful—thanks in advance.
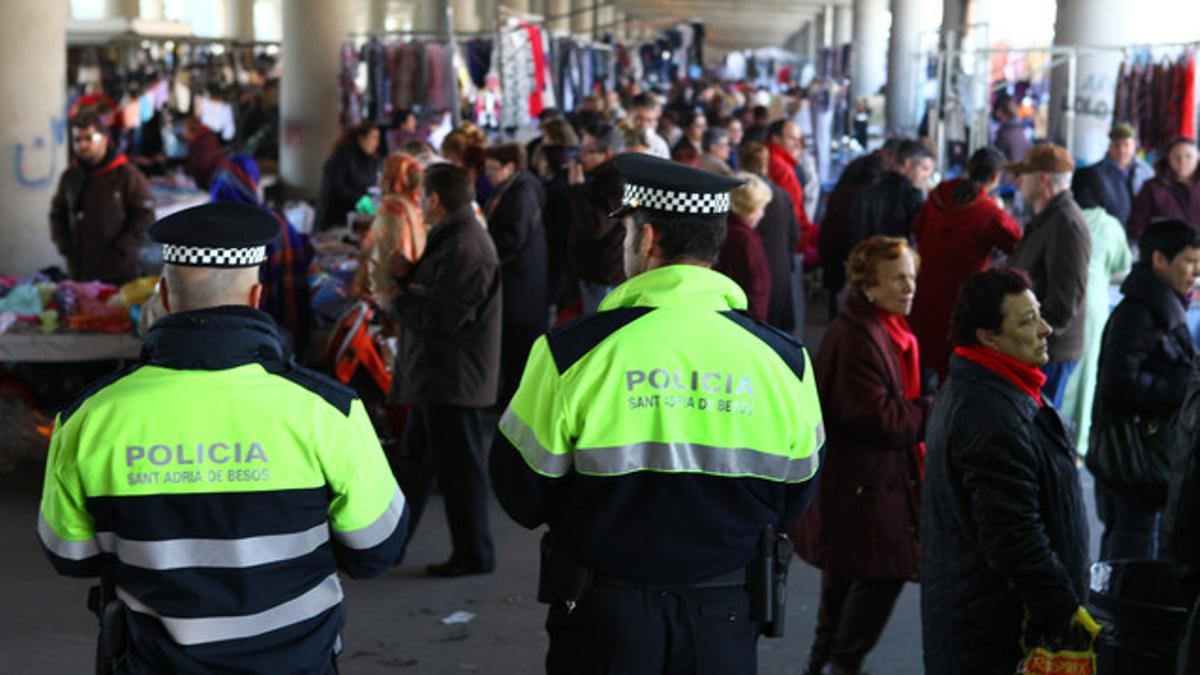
[0,275,158,336]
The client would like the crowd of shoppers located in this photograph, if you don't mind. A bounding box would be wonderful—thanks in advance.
[50,70,1200,672]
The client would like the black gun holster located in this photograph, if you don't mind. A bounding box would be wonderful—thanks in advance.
[537,530,594,611]
[88,574,128,675]
[749,525,793,638]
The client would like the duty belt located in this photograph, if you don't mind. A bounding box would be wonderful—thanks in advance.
[591,567,747,590]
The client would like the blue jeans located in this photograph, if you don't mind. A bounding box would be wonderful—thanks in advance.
[1041,360,1078,409]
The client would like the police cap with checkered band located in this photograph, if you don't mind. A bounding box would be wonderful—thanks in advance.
[609,153,744,219]
[149,202,278,268]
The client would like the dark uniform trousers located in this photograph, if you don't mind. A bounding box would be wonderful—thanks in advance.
[395,404,495,568]
[809,571,905,673]
[545,583,759,675]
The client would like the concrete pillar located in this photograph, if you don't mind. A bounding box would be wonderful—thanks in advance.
[597,3,614,37]
[546,0,569,33]
[415,0,445,33]
[367,0,388,32]
[0,0,67,275]
[819,5,834,49]
[834,5,853,46]
[454,0,479,32]
[104,0,140,20]
[852,0,888,102]
[140,0,165,21]
[615,11,629,42]
[477,0,500,31]
[281,0,355,198]
[1051,0,1134,161]
[226,0,255,40]
[886,0,938,134]
[571,0,592,36]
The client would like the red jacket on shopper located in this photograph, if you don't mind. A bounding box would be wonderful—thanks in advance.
[765,140,815,253]
[714,214,771,322]
[908,178,1023,378]
[791,291,930,580]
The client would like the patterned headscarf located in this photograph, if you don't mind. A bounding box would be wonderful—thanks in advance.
[380,152,423,207]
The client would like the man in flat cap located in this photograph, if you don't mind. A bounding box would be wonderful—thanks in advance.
[490,153,825,673]
[1071,122,1154,228]
[37,203,408,674]
[1008,143,1093,408]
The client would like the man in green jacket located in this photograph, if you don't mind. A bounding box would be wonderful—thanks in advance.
[38,202,407,674]
[490,153,824,674]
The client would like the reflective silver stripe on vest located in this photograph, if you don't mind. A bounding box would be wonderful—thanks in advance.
[37,513,100,561]
[334,487,406,550]
[94,523,329,570]
[575,442,819,483]
[498,408,572,477]
[117,573,344,646]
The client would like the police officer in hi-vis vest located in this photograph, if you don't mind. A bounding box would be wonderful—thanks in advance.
[37,202,408,674]
[490,153,825,674]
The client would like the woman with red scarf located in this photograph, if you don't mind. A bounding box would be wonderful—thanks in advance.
[920,268,1092,675]
[793,236,932,675]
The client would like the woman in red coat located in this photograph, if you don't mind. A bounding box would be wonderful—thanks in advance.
[909,147,1022,379]
[715,173,773,321]
[793,236,932,675]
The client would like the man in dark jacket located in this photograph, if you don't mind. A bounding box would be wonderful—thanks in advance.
[567,124,626,313]
[1093,219,1200,560]
[1008,143,1092,409]
[818,147,890,313]
[390,163,501,577]
[484,143,549,408]
[848,139,933,246]
[739,142,798,331]
[49,109,155,285]
[922,268,1092,675]
[1071,123,1154,227]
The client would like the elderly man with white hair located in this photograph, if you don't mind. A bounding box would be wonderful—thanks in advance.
[1007,143,1093,409]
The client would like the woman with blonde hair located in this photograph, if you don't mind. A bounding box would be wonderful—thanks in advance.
[714,172,773,320]
[793,235,931,675]
[355,152,425,307]
[441,124,492,203]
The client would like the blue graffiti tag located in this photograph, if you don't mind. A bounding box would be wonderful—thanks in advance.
[12,116,67,189]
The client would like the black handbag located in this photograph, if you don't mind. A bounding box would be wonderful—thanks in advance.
[1087,358,1199,508]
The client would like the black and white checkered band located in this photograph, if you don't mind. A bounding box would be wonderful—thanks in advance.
[622,183,730,215]
[162,244,267,267]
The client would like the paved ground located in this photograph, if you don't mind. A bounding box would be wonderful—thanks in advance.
[0,304,1103,674]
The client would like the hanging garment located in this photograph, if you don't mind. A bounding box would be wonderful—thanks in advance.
[424,43,450,111]
[391,43,415,110]
[500,27,534,128]
[1181,51,1196,139]
[525,24,546,119]
[467,39,492,89]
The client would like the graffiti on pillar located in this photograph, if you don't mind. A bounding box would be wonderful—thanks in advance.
[1071,72,1115,120]
[10,115,67,190]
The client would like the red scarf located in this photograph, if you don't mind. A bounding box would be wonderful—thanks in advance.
[953,345,1047,406]
[877,308,925,473]
[877,308,921,401]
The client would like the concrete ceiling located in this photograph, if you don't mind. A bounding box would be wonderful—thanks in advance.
[614,0,839,59]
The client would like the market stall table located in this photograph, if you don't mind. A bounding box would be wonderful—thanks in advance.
[0,332,140,362]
